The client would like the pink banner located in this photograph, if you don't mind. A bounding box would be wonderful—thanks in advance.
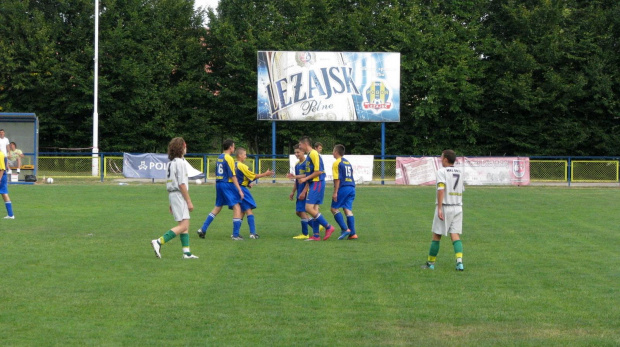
[396,157,530,186]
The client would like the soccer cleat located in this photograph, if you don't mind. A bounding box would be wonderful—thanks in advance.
[305,236,322,241]
[182,254,199,259]
[3,215,15,219]
[293,234,309,240]
[347,234,358,240]
[322,225,335,240]
[421,262,435,270]
[151,240,161,258]
[249,233,260,239]
[456,262,464,271]
[197,228,206,239]
[231,235,244,241]
[338,229,351,240]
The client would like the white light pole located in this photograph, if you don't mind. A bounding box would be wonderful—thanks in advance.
[92,0,99,176]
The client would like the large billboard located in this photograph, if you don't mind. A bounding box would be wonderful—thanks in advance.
[257,51,400,122]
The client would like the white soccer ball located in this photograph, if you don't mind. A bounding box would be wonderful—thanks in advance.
[46,177,54,184]
[195,179,203,185]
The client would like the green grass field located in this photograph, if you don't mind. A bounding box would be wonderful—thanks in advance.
[1,182,619,346]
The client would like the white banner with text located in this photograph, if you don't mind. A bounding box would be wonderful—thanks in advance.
[395,157,530,186]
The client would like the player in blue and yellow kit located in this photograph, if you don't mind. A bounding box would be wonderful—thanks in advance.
[197,139,245,240]
[330,144,357,240]
[297,136,335,241]
[287,144,310,239]
[0,151,15,219]
[234,147,273,239]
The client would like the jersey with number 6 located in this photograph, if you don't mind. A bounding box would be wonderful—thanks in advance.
[436,166,463,206]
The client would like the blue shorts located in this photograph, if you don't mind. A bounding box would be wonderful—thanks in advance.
[306,181,325,205]
[295,198,306,213]
[331,185,355,210]
[239,186,257,212]
[0,173,7,194]
[215,182,241,208]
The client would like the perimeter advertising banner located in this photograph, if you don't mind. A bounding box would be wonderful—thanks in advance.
[258,51,400,122]
[395,157,530,186]
[289,155,374,183]
[123,153,204,179]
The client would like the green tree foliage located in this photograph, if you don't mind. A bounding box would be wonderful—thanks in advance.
[1,0,619,155]
[0,0,212,152]
[478,0,620,155]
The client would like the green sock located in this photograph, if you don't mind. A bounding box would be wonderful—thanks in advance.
[159,230,177,244]
[180,233,190,247]
[428,240,440,262]
[453,240,463,262]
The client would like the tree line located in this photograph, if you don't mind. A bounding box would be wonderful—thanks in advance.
[1,0,618,156]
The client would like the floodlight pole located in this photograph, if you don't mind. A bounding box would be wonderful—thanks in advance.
[92,0,100,176]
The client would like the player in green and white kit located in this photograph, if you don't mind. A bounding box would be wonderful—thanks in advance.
[151,137,198,259]
[423,149,464,271]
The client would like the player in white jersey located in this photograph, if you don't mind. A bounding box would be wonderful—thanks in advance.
[423,150,465,271]
[151,137,198,259]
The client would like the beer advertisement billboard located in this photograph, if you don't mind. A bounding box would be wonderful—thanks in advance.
[257,51,400,122]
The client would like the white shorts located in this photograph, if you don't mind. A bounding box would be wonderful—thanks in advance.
[169,191,190,222]
[431,205,462,236]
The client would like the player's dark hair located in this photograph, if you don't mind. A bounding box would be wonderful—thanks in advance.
[299,136,312,146]
[334,144,345,156]
[10,141,16,146]
[442,149,457,164]
[222,139,235,151]
[293,144,300,150]
[235,147,246,157]
[314,142,323,149]
[168,137,185,161]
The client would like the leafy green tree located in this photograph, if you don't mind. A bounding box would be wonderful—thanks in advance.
[478,0,620,155]
[1,0,212,152]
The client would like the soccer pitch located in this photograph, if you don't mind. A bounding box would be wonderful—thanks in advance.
[1,183,619,346]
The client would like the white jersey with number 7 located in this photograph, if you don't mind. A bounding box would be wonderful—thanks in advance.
[436,166,464,206]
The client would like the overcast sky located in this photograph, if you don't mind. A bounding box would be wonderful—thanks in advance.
[193,0,219,11]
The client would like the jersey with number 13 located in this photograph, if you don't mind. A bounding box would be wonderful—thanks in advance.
[436,166,463,206]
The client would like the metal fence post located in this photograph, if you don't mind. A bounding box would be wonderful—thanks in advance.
[100,152,104,182]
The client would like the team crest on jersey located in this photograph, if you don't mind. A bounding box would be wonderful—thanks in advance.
[295,52,316,67]
[512,160,526,178]
[363,81,392,112]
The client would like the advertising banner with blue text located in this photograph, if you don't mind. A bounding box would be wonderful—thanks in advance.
[123,153,204,179]
[258,51,400,122]
[395,157,530,186]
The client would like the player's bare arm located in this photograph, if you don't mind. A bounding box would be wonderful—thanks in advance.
[437,188,445,221]
[299,183,309,200]
[232,175,244,200]
[179,183,193,212]
[300,170,323,183]
[332,179,340,202]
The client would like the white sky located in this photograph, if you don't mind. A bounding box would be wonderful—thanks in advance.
[193,0,219,11]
